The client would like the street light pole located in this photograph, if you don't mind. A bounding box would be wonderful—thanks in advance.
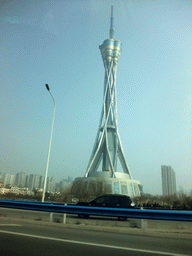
[42,84,56,202]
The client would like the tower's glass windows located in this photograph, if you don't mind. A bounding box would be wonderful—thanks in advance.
[129,184,134,197]
[121,185,128,195]
[114,182,119,194]
[120,182,128,195]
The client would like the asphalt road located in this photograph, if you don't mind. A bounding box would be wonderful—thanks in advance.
[0,218,191,256]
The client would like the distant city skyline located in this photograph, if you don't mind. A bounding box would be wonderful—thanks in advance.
[0,171,73,193]
[0,0,191,195]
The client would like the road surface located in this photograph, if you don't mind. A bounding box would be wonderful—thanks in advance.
[0,218,191,256]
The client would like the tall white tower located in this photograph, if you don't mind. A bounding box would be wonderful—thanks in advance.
[72,6,141,198]
[85,5,132,180]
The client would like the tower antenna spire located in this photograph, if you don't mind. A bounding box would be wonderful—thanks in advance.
[109,5,114,39]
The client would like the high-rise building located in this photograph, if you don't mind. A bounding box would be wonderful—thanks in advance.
[161,165,176,196]
[25,175,29,188]
[28,174,36,191]
[71,6,141,197]
[15,172,27,188]
[46,177,55,192]
[3,174,15,186]
[28,174,41,191]
[0,172,3,182]
[39,176,45,189]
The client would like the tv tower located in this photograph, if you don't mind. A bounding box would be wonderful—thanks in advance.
[72,6,141,197]
[85,5,132,179]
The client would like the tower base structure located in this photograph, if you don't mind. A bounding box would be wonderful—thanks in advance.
[71,172,141,200]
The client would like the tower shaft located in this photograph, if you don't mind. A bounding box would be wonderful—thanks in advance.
[85,37,132,179]
[102,61,117,172]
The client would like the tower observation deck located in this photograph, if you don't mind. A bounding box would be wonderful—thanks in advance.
[71,6,142,198]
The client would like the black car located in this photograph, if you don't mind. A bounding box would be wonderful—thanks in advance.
[76,194,134,220]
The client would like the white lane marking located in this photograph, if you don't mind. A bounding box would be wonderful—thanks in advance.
[0,230,189,256]
[0,224,21,226]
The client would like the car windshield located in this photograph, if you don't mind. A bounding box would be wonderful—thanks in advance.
[94,196,107,204]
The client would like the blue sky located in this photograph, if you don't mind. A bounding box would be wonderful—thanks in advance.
[0,0,191,195]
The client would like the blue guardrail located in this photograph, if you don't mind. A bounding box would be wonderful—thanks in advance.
[0,200,192,222]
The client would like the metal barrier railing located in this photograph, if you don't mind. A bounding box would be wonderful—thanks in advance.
[0,199,192,222]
